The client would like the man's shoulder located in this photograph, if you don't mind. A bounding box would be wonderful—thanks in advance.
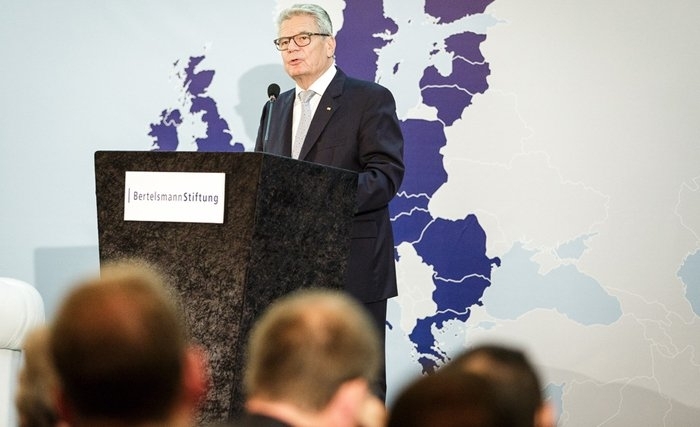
[339,70,378,88]
[279,87,295,100]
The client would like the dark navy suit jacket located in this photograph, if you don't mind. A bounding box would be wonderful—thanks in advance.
[255,67,404,303]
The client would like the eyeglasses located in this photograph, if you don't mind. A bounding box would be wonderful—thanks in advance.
[273,32,330,51]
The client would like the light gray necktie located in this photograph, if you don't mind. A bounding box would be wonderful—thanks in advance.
[292,90,315,159]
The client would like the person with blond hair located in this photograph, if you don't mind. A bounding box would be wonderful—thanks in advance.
[15,327,67,427]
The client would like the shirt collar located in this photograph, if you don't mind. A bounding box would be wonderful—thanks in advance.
[296,63,336,99]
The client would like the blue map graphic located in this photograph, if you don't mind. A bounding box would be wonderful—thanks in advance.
[334,0,499,373]
[148,0,500,375]
[146,0,623,377]
[678,249,700,316]
[149,55,245,152]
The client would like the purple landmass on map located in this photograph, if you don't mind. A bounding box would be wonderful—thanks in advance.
[425,0,494,24]
[420,32,490,126]
[190,95,238,152]
[390,118,447,255]
[334,0,398,81]
[184,56,214,97]
[415,216,500,280]
[149,109,182,151]
[391,208,433,250]
[409,309,471,371]
[410,216,501,372]
[447,31,486,63]
[149,56,244,152]
[336,2,500,373]
[184,56,243,152]
[397,119,448,197]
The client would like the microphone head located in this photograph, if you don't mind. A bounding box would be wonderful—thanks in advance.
[267,83,281,100]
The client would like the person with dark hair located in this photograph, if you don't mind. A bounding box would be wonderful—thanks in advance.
[235,289,385,427]
[256,3,405,400]
[442,344,557,427]
[387,370,510,427]
[49,259,208,427]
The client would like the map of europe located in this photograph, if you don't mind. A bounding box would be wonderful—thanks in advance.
[148,1,623,407]
[148,0,501,375]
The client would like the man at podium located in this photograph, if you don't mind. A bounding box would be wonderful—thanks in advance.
[255,3,405,400]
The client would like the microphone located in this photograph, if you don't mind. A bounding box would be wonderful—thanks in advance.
[268,83,280,101]
[263,83,281,150]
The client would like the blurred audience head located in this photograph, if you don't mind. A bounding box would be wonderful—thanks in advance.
[443,343,556,427]
[242,288,381,427]
[15,326,67,427]
[387,370,509,427]
[49,258,208,427]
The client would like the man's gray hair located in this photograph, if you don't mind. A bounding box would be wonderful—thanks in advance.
[277,3,333,35]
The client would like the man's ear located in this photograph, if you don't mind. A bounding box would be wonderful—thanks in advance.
[181,345,210,409]
[326,36,336,58]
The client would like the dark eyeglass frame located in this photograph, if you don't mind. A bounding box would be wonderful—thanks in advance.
[273,32,330,51]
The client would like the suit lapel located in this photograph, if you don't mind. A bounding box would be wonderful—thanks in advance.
[280,91,294,157]
[298,69,345,160]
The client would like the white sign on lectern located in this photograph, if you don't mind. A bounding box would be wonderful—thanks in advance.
[124,171,226,223]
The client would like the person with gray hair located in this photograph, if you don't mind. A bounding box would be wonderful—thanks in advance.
[255,3,405,401]
[234,289,385,427]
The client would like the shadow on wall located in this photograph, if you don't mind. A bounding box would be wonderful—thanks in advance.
[235,63,291,144]
[34,246,100,321]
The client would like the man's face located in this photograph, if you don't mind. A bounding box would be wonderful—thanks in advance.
[278,14,335,89]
